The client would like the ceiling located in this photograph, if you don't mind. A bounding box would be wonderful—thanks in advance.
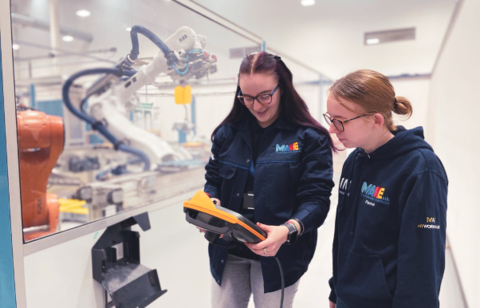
[194,0,458,80]
[11,0,277,83]
[9,0,459,84]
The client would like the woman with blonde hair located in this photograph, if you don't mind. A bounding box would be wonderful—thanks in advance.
[325,69,448,308]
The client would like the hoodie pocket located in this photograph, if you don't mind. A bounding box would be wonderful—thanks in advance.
[337,247,393,307]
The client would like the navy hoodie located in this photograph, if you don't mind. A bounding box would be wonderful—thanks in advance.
[329,126,448,308]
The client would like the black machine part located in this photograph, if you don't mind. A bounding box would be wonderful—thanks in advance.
[184,206,267,246]
[92,212,167,308]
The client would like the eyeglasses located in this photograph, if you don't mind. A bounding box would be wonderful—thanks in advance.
[323,112,372,132]
[237,85,279,106]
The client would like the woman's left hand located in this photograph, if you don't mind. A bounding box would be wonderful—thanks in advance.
[245,222,289,257]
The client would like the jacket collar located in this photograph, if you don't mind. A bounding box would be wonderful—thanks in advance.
[230,111,296,132]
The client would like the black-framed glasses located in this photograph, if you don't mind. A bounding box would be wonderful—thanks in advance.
[323,112,372,132]
[237,85,279,106]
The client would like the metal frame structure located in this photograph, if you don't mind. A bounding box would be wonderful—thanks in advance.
[0,34,19,308]
[1,0,27,306]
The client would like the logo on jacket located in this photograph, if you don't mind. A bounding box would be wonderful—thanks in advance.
[418,217,441,229]
[276,142,300,153]
[339,177,352,196]
[361,182,390,205]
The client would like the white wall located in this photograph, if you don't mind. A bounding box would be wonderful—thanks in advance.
[428,0,480,306]
[391,77,431,130]
[23,191,213,308]
[296,83,325,123]
[24,231,105,307]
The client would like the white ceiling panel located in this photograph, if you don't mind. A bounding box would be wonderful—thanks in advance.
[194,0,458,79]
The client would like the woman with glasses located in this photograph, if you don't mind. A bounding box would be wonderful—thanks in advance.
[325,69,448,308]
[203,51,335,308]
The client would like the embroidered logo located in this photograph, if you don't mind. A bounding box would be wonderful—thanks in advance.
[418,217,441,229]
[361,182,390,205]
[339,177,352,196]
[276,142,300,153]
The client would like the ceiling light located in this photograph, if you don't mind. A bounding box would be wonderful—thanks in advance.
[364,28,416,45]
[12,44,20,50]
[126,27,132,32]
[301,0,315,6]
[366,38,380,45]
[62,35,74,42]
[76,10,91,17]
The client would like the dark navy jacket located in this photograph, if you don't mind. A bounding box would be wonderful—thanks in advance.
[329,126,448,307]
[204,113,334,293]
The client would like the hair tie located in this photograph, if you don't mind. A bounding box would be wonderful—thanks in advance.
[274,55,282,60]
[393,97,398,106]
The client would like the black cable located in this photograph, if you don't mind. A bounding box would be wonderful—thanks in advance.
[274,256,285,308]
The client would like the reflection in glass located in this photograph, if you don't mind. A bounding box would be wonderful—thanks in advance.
[11,0,260,241]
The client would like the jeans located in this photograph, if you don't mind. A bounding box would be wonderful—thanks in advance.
[211,254,300,308]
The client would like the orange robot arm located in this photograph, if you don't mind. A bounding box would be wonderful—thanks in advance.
[17,110,64,241]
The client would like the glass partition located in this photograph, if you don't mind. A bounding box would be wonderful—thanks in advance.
[11,0,260,242]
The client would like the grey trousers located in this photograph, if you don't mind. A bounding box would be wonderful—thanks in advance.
[211,254,300,308]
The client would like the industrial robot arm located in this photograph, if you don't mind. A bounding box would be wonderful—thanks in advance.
[63,26,217,171]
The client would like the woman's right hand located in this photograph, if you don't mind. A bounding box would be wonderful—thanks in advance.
[329,301,336,308]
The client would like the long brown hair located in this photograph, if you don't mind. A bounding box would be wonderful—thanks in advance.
[329,69,413,131]
[212,52,334,150]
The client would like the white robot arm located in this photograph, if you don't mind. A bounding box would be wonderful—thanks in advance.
[84,26,217,170]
